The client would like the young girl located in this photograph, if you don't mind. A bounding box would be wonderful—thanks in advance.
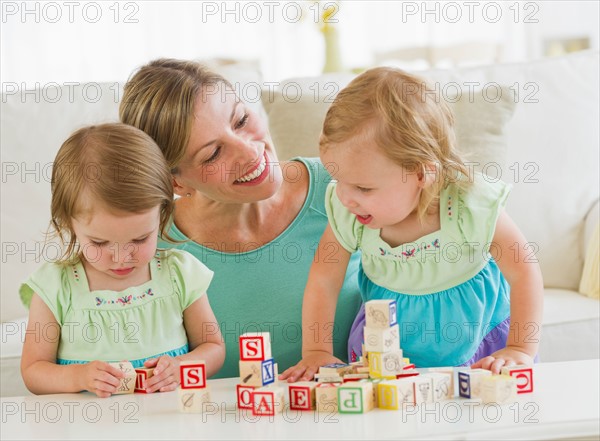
[280,67,543,382]
[20,123,225,397]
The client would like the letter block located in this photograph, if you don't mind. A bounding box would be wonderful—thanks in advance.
[239,332,272,361]
[458,369,492,399]
[179,360,207,389]
[481,375,517,404]
[426,366,455,396]
[369,349,404,378]
[236,384,257,409]
[134,368,154,393]
[319,363,353,376]
[252,386,285,416]
[364,324,400,352]
[424,372,453,401]
[316,383,340,413]
[412,376,434,404]
[378,379,416,409]
[365,299,398,329]
[337,381,374,414]
[239,358,275,387]
[288,381,317,411]
[500,365,534,394]
[108,361,137,395]
[178,387,211,413]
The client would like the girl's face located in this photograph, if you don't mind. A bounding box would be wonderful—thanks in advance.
[72,205,160,285]
[320,133,426,230]
[174,84,283,203]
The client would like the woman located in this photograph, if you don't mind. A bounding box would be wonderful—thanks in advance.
[119,59,361,378]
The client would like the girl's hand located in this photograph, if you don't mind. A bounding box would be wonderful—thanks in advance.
[80,361,125,398]
[279,351,344,383]
[143,355,181,393]
[471,346,534,374]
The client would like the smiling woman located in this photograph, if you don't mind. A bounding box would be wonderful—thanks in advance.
[119,59,362,378]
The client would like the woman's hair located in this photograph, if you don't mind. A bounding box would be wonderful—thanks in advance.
[119,58,232,173]
[320,66,471,221]
[50,123,174,261]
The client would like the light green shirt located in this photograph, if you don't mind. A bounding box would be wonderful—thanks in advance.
[326,172,511,294]
[19,249,212,366]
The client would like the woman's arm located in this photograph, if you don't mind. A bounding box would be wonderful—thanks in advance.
[471,210,544,373]
[279,224,352,382]
[144,295,226,392]
[21,294,124,397]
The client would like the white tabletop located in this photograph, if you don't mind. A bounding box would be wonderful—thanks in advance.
[2,359,599,440]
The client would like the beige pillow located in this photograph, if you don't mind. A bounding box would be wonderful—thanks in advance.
[263,81,516,172]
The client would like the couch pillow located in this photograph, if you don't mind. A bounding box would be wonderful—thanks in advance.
[263,75,516,177]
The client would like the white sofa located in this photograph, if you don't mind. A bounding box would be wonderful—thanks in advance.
[2,51,598,397]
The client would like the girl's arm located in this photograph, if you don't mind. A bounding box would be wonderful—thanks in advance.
[279,224,352,382]
[21,294,124,397]
[471,210,544,373]
[144,295,226,392]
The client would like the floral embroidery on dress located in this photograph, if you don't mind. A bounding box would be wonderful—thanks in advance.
[379,239,441,260]
[95,288,154,307]
[72,266,80,282]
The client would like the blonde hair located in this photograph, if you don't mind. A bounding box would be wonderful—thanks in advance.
[320,67,471,221]
[50,123,174,262]
[119,58,232,172]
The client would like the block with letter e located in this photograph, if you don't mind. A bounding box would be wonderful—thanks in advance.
[179,360,207,389]
[288,381,317,410]
[239,332,272,361]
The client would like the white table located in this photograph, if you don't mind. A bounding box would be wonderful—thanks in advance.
[1,360,599,440]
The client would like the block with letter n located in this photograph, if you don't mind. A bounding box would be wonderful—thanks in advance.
[239,332,272,361]
[179,360,207,389]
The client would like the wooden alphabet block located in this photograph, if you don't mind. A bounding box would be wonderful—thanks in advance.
[500,365,534,394]
[481,375,518,404]
[179,360,206,389]
[342,373,370,382]
[369,350,404,378]
[239,359,275,387]
[288,381,317,410]
[239,332,272,361]
[134,367,154,393]
[315,383,340,412]
[314,373,343,383]
[236,384,257,409]
[252,386,285,416]
[337,381,374,414]
[378,379,416,409]
[423,372,453,401]
[365,299,398,329]
[108,361,136,395]
[426,366,455,396]
[412,376,434,404]
[458,369,492,399]
[319,363,353,376]
[178,387,211,413]
[364,324,400,353]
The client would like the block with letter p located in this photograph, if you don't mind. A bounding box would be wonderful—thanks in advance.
[179,360,207,389]
[239,332,272,361]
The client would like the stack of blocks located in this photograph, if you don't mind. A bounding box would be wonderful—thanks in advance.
[236,332,284,416]
[364,299,403,379]
[177,361,210,413]
[107,361,157,395]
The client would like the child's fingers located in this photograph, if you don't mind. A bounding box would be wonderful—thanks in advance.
[300,366,319,382]
[99,362,125,379]
[284,366,308,383]
[278,366,297,380]
[144,358,158,368]
[489,358,505,374]
[147,373,178,393]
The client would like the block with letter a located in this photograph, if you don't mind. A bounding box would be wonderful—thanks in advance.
[239,332,272,361]
[252,386,285,416]
[179,360,207,390]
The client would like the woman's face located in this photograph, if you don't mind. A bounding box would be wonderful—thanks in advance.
[174,83,283,203]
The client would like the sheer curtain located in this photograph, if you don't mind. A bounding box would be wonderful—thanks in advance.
[1,1,598,88]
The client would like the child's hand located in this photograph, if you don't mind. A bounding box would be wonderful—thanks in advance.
[80,361,125,398]
[279,351,344,383]
[471,346,534,374]
[143,355,181,393]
